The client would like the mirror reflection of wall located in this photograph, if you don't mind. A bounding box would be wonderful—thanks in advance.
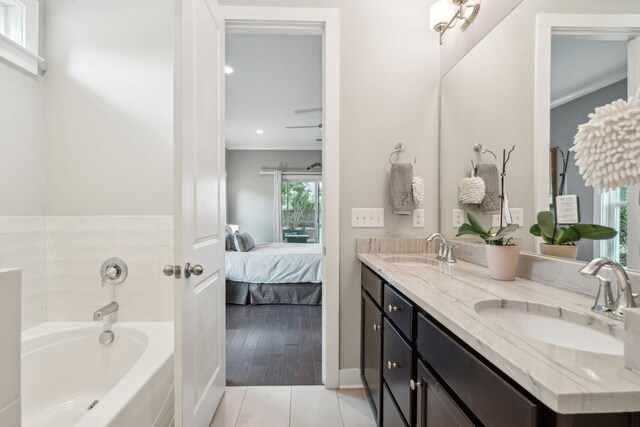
[438,0,640,272]
[550,37,629,264]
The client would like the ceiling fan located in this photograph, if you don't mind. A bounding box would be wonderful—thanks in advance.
[286,123,322,129]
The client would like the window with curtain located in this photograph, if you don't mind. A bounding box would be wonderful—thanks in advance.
[280,173,322,244]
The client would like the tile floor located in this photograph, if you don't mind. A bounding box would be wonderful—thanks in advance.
[209,386,376,427]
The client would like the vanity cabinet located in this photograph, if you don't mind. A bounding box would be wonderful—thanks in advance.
[415,360,474,427]
[359,263,640,427]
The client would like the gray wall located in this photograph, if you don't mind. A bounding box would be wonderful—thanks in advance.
[550,79,628,260]
[221,0,442,372]
[0,63,44,216]
[226,150,322,244]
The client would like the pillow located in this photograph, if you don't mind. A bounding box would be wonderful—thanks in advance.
[234,231,255,252]
[225,225,236,251]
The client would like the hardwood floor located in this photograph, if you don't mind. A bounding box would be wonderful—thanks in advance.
[226,304,322,386]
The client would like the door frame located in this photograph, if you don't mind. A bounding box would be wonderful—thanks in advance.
[222,6,341,388]
[533,13,640,253]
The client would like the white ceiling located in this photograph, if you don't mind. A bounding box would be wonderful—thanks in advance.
[551,37,628,107]
[225,33,322,150]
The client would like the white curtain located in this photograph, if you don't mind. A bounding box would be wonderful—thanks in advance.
[273,170,283,242]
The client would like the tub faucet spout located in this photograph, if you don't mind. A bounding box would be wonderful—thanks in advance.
[93,302,119,321]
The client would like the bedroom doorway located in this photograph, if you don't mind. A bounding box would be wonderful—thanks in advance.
[223,20,329,387]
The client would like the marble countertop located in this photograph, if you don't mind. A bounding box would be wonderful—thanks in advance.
[358,252,640,414]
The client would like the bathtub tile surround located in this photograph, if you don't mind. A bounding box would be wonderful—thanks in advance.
[0,217,47,330]
[0,269,22,426]
[45,216,174,322]
[0,215,173,330]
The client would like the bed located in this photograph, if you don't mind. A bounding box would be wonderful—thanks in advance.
[225,243,322,305]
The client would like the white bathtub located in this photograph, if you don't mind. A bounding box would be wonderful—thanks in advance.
[21,322,174,427]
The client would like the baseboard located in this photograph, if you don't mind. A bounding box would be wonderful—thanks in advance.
[338,368,363,389]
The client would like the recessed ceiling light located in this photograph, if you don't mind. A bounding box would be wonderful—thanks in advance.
[224,65,234,74]
[256,129,264,134]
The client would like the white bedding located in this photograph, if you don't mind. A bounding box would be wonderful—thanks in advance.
[225,243,322,284]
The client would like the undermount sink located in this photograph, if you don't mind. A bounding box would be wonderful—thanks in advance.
[474,299,624,356]
[382,256,439,267]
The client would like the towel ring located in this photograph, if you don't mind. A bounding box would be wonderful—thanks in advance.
[473,143,497,162]
[389,142,417,165]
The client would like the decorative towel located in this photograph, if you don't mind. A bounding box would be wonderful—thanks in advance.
[572,89,640,191]
[477,163,500,213]
[390,163,413,215]
[459,177,486,205]
[412,176,424,204]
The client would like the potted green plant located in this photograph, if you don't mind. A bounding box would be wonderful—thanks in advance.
[529,211,617,260]
[457,212,520,280]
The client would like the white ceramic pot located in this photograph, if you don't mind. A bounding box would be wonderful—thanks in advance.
[539,243,578,260]
[485,244,520,281]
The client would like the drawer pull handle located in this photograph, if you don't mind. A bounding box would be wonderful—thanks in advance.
[409,379,422,390]
[387,304,399,312]
[387,361,399,370]
[372,323,380,331]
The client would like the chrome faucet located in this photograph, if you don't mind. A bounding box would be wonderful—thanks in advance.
[579,257,638,321]
[426,233,456,263]
[93,302,119,321]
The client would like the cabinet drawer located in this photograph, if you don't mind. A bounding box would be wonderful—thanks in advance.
[417,313,538,427]
[383,382,408,427]
[384,284,414,339]
[362,265,383,307]
[361,291,382,423]
[383,319,413,425]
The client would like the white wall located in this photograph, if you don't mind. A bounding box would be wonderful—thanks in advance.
[43,0,174,215]
[220,0,442,372]
[226,150,322,243]
[0,28,47,330]
[439,0,640,251]
[0,62,44,216]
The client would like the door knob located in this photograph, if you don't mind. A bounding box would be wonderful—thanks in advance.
[409,379,422,390]
[163,265,181,279]
[387,361,399,370]
[184,263,204,278]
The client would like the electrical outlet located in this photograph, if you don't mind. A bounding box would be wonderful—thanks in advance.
[452,209,464,228]
[510,208,524,227]
[413,209,425,228]
[492,208,524,227]
[351,208,384,228]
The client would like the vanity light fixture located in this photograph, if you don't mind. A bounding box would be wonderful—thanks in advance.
[255,129,264,134]
[224,65,234,74]
[429,0,480,45]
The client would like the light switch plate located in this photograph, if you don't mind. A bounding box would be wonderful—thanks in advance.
[452,209,464,228]
[351,208,384,228]
[413,209,425,228]
[492,208,524,227]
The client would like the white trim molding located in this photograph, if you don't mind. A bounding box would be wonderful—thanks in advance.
[550,66,627,109]
[222,5,341,390]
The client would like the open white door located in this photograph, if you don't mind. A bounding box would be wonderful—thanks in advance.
[173,0,226,425]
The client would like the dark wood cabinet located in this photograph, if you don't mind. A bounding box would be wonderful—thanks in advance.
[416,360,474,427]
[362,291,382,423]
[360,263,640,427]
[383,318,413,425]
